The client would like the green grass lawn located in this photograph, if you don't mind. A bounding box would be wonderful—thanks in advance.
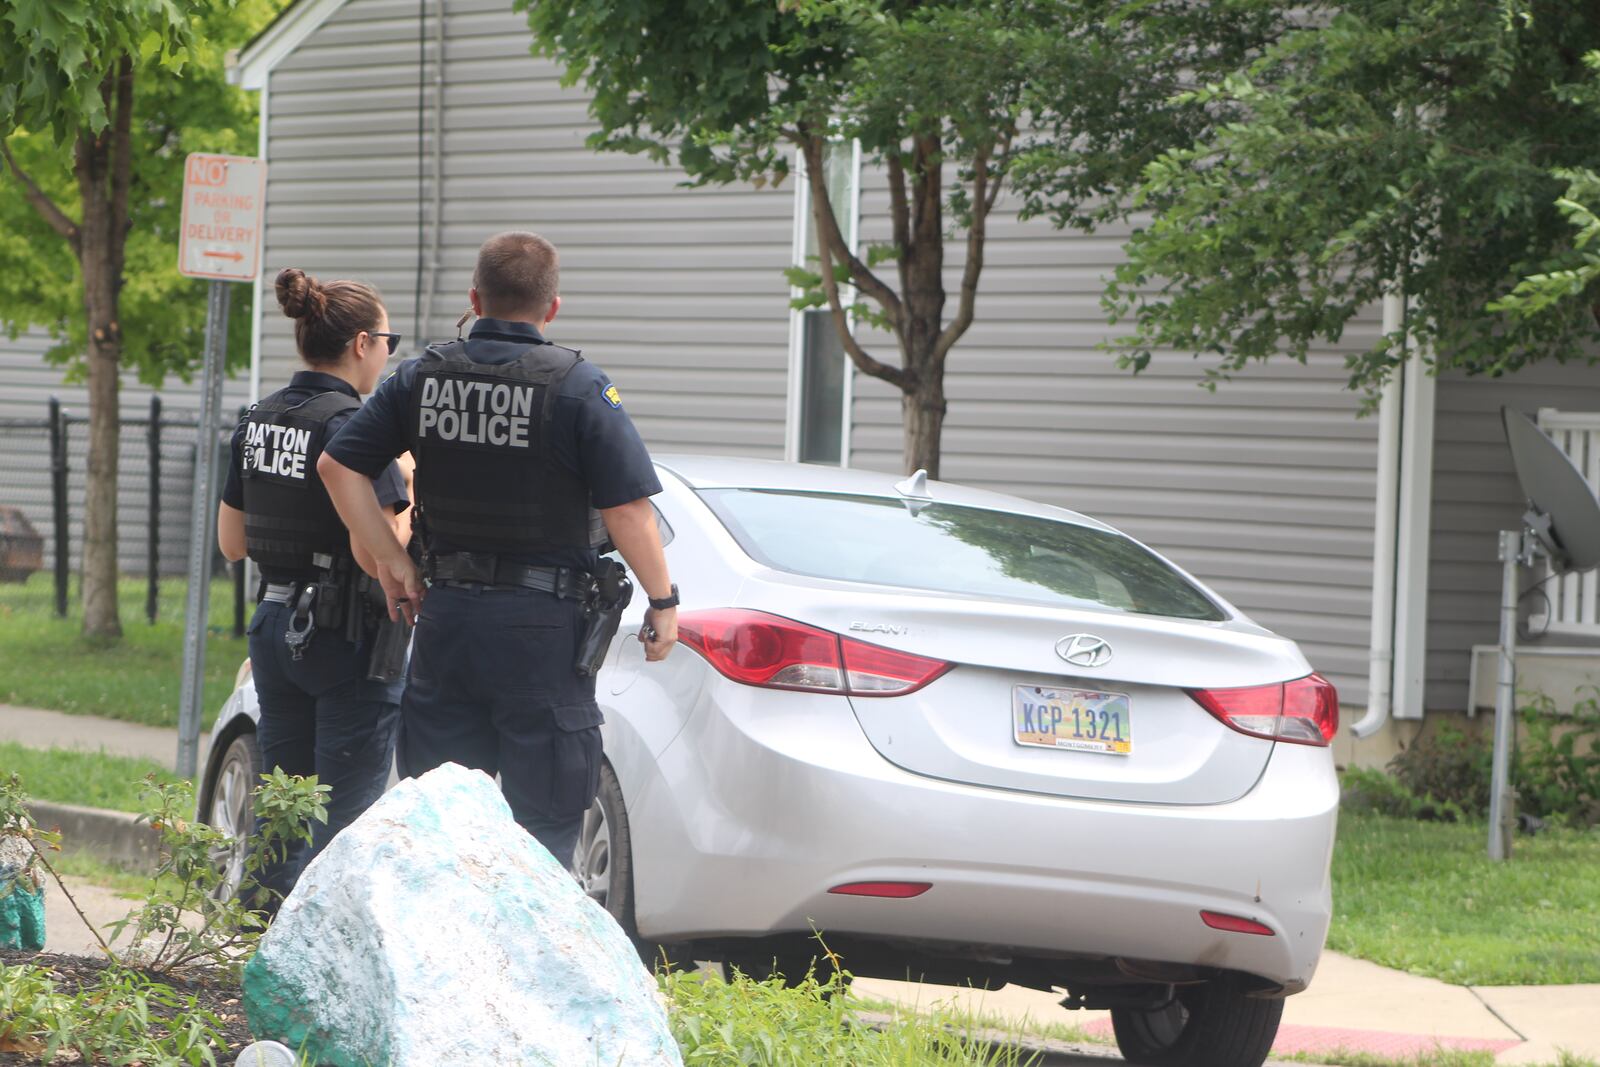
[1330,812,1600,986]
[0,572,246,728]
[1286,1052,1595,1067]
[1,742,180,813]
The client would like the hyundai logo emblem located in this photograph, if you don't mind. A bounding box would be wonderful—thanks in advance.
[1056,634,1112,668]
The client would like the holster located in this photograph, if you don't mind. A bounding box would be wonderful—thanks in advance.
[575,558,633,678]
[284,552,351,661]
[312,552,351,632]
[351,573,411,683]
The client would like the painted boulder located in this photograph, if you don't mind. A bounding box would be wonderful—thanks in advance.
[242,763,680,1067]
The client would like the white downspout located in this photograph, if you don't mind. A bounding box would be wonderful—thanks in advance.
[1352,287,1405,738]
[783,150,808,463]
[1392,332,1437,719]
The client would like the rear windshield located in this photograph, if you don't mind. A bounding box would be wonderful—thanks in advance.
[700,489,1225,621]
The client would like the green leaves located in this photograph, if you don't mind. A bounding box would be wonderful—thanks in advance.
[1109,1,1600,397]
[1492,164,1600,321]
[107,769,327,976]
[0,0,206,143]
[661,958,1034,1066]
[0,0,277,385]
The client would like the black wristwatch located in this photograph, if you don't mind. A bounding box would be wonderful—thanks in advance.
[648,584,680,611]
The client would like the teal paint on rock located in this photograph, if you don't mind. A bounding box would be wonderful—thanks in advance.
[241,763,681,1067]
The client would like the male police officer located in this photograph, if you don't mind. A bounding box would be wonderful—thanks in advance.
[318,231,677,867]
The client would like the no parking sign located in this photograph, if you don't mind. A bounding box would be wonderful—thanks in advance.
[177,152,265,281]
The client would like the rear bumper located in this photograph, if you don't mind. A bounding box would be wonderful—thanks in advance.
[626,684,1336,993]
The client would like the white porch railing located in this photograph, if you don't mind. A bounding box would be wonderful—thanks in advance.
[1534,408,1600,636]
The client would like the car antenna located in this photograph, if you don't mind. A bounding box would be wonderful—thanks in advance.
[894,468,932,515]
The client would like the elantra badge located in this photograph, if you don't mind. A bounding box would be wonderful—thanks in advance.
[1056,633,1112,668]
[850,622,908,636]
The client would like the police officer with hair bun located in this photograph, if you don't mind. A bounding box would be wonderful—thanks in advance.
[318,230,676,868]
[217,267,412,911]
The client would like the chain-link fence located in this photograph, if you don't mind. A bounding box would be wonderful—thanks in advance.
[0,395,247,630]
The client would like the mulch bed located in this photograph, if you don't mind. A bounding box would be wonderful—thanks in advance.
[0,949,253,1065]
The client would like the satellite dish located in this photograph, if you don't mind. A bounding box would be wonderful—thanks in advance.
[1502,407,1600,574]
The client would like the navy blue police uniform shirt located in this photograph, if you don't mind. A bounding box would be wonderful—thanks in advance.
[321,317,663,573]
[223,370,410,584]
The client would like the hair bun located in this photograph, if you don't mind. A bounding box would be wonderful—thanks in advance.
[275,267,328,321]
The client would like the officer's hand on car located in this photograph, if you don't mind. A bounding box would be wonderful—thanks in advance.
[640,605,677,661]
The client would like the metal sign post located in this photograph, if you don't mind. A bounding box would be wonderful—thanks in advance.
[1488,530,1534,861]
[174,153,265,778]
[1494,407,1600,860]
[176,281,231,779]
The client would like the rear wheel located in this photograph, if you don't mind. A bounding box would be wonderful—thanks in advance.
[204,731,260,901]
[574,762,665,967]
[1110,976,1282,1067]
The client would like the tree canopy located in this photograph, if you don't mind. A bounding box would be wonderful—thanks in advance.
[1107,1,1600,398]
[0,0,282,637]
[0,0,274,387]
[521,0,1282,473]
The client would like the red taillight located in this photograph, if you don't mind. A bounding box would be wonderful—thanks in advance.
[1200,910,1275,936]
[829,881,932,898]
[676,609,950,697]
[1186,673,1339,746]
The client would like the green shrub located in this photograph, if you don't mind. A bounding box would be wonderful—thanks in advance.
[1387,721,1493,818]
[1374,697,1600,827]
[0,769,327,1062]
[106,770,328,975]
[1339,766,1466,822]
[1518,693,1600,828]
[1340,766,1423,817]
[662,964,1029,1066]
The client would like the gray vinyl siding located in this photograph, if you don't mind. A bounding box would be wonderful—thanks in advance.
[849,197,1384,702]
[1427,359,1600,711]
[260,0,795,455]
[0,328,75,420]
[0,326,247,420]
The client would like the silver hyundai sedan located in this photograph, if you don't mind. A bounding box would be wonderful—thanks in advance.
[202,455,1338,1067]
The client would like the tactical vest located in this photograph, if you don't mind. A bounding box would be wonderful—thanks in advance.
[240,388,361,572]
[404,340,605,555]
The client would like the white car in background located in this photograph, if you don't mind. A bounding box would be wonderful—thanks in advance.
[202,456,1339,1067]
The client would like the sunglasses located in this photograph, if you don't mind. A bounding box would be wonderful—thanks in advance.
[366,331,402,355]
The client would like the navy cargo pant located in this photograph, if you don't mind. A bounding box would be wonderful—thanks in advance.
[247,599,402,909]
[397,582,604,867]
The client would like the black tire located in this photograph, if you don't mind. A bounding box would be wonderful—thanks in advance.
[1111,976,1283,1067]
[203,731,261,901]
[574,762,664,966]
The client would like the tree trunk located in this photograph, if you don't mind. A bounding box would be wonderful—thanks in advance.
[74,65,131,640]
[901,381,946,480]
[893,137,948,479]
[79,229,122,640]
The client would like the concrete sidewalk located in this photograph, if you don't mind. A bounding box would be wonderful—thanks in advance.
[860,951,1597,1064]
[0,702,201,768]
[9,704,1599,1065]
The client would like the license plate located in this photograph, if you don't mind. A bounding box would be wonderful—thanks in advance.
[1013,685,1133,756]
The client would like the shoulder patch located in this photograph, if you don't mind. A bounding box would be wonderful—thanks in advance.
[602,384,622,409]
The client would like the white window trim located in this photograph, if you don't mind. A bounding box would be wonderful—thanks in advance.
[228,0,350,90]
[784,139,862,466]
[1535,407,1600,637]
